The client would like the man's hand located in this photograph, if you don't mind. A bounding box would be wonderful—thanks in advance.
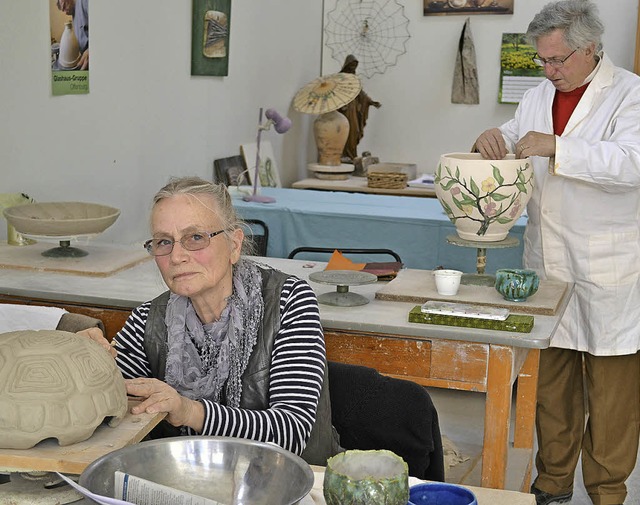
[79,49,89,70]
[473,128,508,160]
[515,132,556,159]
[126,378,205,432]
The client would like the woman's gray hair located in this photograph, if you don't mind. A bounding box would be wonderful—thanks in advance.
[153,176,256,255]
[526,0,604,53]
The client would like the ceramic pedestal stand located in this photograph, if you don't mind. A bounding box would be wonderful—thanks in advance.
[446,234,520,286]
[309,270,377,306]
[42,240,89,258]
[307,163,354,180]
[23,234,93,258]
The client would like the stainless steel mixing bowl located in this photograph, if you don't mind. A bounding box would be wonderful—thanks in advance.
[78,436,314,505]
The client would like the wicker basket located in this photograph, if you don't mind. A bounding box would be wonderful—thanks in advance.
[367,171,408,189]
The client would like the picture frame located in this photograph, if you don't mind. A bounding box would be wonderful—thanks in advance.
[213,155,250,187]
[423,0,514,16]
[191,0,231,76]
[240,140,282,189]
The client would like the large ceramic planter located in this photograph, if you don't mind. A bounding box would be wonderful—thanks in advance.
[435,153,533,242]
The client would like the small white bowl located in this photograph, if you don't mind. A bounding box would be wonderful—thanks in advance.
[434,269,463,296]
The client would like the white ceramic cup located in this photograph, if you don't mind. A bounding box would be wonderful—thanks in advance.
[434,269,463,296]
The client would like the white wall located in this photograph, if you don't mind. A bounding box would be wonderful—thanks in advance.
[0,0,322,244]
[1,1,638,245]
[321,0,639,175]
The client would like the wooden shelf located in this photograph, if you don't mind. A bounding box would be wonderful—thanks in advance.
[292,176,436,198]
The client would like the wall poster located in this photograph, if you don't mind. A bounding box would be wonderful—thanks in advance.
[50,0,89,96]
[499,33,545,104]
[191,0,232,76]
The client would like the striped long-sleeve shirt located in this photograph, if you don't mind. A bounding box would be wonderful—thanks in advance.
[114,276,325,456]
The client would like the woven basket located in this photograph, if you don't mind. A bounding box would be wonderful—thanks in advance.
[367,171,408,189]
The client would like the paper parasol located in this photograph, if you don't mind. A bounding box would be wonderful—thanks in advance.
[293,72,362,115]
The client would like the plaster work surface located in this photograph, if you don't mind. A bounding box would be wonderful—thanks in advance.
[0,242,151,277]
[376,268,568,315]
[0,330,128,451]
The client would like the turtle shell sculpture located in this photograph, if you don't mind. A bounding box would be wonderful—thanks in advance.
[0,330,128,450]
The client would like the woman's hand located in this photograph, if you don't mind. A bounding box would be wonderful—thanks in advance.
[125,378,205,432]
[473,128,508,160]
[76,327,116,359]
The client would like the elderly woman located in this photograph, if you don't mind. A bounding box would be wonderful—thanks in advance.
[84,176,338,464]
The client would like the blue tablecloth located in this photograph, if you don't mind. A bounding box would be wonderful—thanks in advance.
[233,188,526,272]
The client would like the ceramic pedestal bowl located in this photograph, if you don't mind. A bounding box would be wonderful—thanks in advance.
[79,436,314,505]
[3,202,120,257]
[435,153,533,242]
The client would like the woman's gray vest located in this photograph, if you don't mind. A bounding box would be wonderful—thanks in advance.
[142,265,341,465]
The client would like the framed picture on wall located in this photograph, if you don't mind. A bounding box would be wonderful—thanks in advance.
[191,0,231,76]
[241,140,282,189]
[424,0,514,16]
[213,155,250,186]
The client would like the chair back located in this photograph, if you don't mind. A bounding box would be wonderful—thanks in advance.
[288,247,402,264]
[327,361,444,481]
[244,219,269,257]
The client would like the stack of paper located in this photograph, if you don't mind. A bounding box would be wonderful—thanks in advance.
[408,173,435,188]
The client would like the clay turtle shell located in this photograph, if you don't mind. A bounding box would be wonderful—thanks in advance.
[0,329,128,450]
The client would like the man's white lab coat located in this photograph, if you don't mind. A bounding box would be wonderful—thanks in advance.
[499,53,640,355]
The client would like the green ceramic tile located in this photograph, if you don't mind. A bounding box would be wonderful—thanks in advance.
[408,306,534,333]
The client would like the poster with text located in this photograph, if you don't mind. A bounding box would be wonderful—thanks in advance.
[50,0,89,96]
[499,33,544,104]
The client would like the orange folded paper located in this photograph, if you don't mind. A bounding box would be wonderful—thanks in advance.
[324,250,366,271]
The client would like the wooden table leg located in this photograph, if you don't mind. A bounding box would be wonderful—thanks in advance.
[514,349,539,448]
[514,348,540,490]
[481,345,514,489]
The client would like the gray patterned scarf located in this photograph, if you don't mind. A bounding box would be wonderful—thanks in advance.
[164,259,263,407]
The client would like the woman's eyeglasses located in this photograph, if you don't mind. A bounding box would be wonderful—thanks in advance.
[144,230,225,256]
[532,49,577,68]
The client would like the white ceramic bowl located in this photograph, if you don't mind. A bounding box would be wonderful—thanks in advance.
[434,269,463,296]
[3,202,120,237]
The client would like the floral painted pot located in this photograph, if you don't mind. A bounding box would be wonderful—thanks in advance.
[434,153,534,242]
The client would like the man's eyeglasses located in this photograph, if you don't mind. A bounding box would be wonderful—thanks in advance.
[532,49,577,68]
[144,230,225,256]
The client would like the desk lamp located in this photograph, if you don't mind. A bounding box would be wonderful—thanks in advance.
[243,107,292,203]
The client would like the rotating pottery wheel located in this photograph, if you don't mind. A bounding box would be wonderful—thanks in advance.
[3,202,120,258]
[309,270,377,306]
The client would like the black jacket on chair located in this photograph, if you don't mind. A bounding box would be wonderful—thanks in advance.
[328,361,445,481]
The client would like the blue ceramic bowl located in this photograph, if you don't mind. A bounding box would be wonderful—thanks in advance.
[494,268,540,302]
[408,482,478,505]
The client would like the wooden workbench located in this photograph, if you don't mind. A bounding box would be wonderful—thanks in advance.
[0,251,572,492]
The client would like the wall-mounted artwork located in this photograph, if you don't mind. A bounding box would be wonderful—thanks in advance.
[424,0,514,16]
[241,141,282,189]
[49,0,89,95]
[191,0,231,76]
[213,155,250,187]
